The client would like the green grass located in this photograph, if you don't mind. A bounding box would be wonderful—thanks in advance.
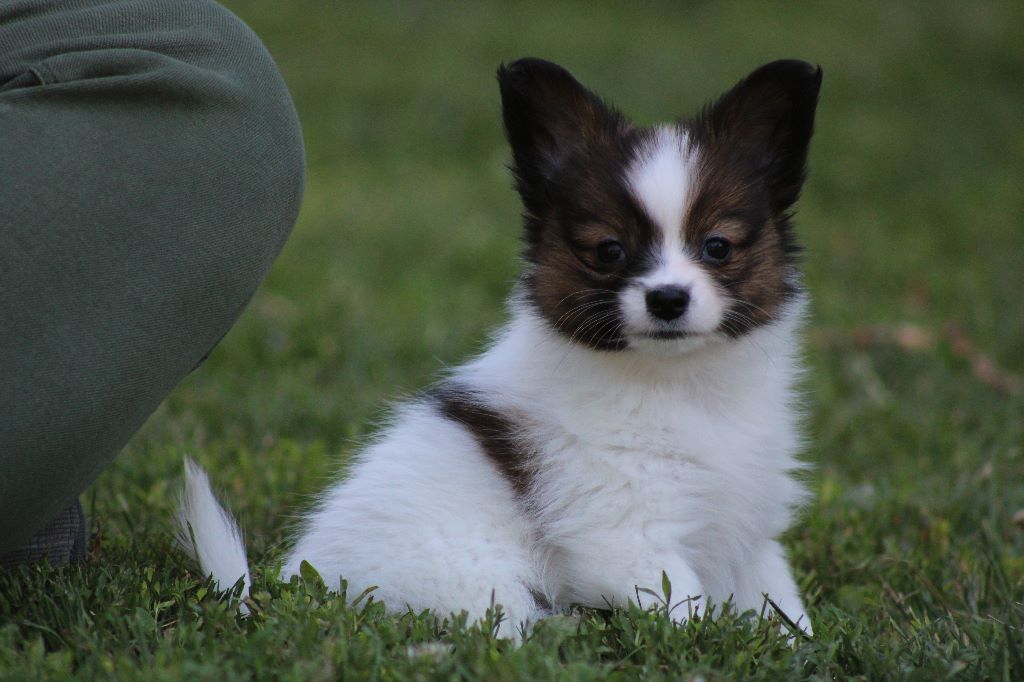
[3,1,1023,679]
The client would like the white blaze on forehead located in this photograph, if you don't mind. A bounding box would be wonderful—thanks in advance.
[625,126,696,258]
[620,126,725,339]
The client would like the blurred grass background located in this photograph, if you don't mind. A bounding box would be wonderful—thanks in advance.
[4,1,1023,678]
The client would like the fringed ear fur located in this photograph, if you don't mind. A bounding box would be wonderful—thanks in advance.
[497,58,626,213]
[697,59,823,213]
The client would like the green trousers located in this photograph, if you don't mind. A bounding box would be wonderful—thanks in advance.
[0,0,305,553]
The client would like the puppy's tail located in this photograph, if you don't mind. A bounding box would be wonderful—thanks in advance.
[176,458,252,611]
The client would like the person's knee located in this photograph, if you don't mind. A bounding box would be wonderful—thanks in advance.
[2,0,305,253]
[160,0,307,251]
[100,0,307,298]
[0,0,304,553]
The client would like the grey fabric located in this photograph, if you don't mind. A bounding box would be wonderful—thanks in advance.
[0,500,86,567]
[0,0,305,554]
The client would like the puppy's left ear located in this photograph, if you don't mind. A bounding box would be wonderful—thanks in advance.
[700,60,823,212]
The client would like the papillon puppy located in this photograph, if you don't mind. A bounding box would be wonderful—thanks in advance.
[179,57,822,638]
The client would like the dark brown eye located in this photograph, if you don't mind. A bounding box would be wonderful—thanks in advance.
[702,237,731,264]
[595,239,627,269]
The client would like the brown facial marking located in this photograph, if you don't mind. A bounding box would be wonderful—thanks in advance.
[519,124,661,351]
[677,60,821,337]
[500,59,669,350]
[501,58,820,345]
[683,149,796,336]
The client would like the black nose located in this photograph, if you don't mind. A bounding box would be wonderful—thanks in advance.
[645,286,690,321]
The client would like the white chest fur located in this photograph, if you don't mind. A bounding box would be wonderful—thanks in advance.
[454,299,808,612]
[275,299,813,636]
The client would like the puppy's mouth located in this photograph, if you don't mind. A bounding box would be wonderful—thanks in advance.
[643,330,693,340]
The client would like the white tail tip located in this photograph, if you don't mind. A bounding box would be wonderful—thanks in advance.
[176,458,252,611]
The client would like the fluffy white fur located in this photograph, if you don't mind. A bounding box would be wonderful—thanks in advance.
[178,113,813,640]
[276,295,810,636]
[177,458,251,611]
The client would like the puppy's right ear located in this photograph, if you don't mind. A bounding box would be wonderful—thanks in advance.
[498,59,623,206]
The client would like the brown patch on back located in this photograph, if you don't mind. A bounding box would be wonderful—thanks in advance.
[431,382,535,497]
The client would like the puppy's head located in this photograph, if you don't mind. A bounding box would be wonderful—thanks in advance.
[498,58,821,353]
